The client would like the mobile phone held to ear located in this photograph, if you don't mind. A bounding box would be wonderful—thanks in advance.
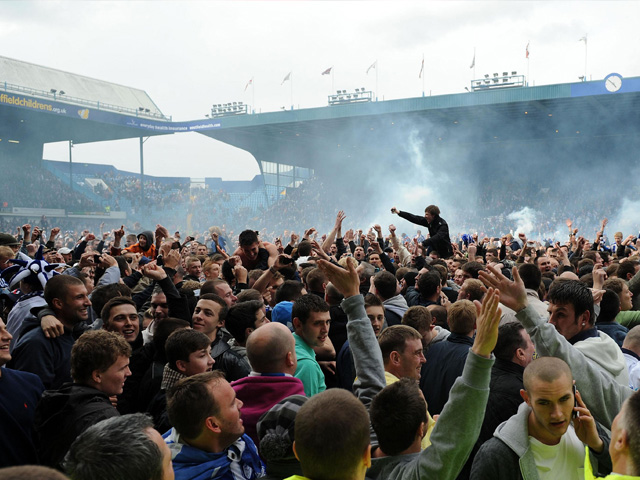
[572,385,579,419]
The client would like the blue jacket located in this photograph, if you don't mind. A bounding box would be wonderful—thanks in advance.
[420,332,474,415]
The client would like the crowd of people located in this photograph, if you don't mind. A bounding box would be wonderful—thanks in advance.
[0,202,639,480]
[0,163,101,212]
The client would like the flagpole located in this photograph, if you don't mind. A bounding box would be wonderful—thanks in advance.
[290,71,293,110]
[473,47,476,79]
[584,34,588,80]
[422,53,425,97]
[376,60,379,101]
[252,79,255,113]
[332,68,334,94]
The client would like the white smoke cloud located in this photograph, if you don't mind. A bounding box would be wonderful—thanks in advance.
[608,198,640,237]
[507,207,539,237]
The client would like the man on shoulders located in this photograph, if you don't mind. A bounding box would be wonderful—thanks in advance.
[232,230,277,271]
[391,205,453,258]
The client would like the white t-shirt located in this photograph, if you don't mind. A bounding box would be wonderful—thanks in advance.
[529,425,585,480]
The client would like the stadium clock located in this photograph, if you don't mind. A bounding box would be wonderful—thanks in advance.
[604,73,622,92]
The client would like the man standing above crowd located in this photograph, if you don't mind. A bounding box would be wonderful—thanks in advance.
[232,230,278,271]
[391,204,453,258]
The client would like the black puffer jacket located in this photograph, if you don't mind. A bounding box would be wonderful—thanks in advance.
[397,210,453,258]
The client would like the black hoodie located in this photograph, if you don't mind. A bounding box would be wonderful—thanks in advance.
[34,383,118,470]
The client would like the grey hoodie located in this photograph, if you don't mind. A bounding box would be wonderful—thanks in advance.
[471,402,611,480]
[383,294,408,319]
[426,325,451,353]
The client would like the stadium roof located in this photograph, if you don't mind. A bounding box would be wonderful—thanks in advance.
[196,73,640,169]
[2,56,639,171]
[0,55,164,117]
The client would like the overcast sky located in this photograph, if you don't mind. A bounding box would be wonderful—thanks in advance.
[3,1,640,180]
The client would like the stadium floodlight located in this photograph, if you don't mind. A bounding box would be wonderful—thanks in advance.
[59,91,65,95]
[336,90,341,94]
[50,88,56,94]
[512,71,517,75]
[493,73,499,77]
[233,102,237,105]
[205,114,210,118]
[484,74,489,78]
[145,108,150,113]
[361,87,365,91]
[503,72,508,76]
[139,107,144,111]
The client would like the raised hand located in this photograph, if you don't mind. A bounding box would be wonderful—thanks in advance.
[317,258,360,298]
[478,265,528,313]
[113,225,125,240]
[155,224,169,241]
[142,261,168,281]
[164,249,180,269]
[471,287,502,358]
